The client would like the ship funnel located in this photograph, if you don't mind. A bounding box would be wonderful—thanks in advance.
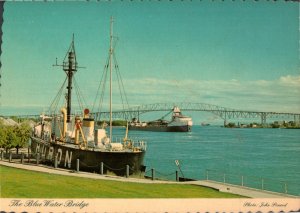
[82,108,94,141]
[61,107,67,138]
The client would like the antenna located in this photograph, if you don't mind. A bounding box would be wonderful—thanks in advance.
[53,34,86,122]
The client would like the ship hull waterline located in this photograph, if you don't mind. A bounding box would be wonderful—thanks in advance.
[30,137,146,176]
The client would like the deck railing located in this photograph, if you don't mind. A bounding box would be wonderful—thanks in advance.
[204,169,299,196]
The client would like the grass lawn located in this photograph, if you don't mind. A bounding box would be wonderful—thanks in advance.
[0,165,244,198]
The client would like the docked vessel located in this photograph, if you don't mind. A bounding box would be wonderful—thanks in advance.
[129,107,193,132]
[30,17,146,176]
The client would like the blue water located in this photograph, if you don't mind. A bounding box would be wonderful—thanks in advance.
[113,126,300,195]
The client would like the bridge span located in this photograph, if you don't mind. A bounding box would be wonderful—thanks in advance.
[91,102,300,125]
[5,103,300,126]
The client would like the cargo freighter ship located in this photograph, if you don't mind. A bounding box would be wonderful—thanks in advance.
[30,17,146,176]
[129,107,193,132]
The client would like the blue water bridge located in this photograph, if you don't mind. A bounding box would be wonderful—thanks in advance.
[5,102,300,126]
[91,102,300,126]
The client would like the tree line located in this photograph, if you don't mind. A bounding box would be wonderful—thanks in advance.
[0,120,32,154]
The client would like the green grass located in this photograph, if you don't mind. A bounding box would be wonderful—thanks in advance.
[0,165,244,198]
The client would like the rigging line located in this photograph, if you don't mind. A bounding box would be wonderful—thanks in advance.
[113,39,131,120]
[98,62,109,116]
[114,60,125,112]
[63,39,75,64]
[97,53,111,114]
[91,54,110,113]
[92,37,119,119]
[73,77,84,113]
[49,77,67,113]
[53,82,66,114]
[74,78,83,111]
[111,36,129,116]
[116,68,127,113]
[74,76,88,111]
[113,52,130,111]
[91,71,102,113]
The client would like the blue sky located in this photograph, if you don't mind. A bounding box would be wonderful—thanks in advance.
[1,1,299,122]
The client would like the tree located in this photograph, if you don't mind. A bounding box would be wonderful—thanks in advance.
[226,122,236,128]
[0,122,7,148]
[15,123,31,154]
[5,127,19,153]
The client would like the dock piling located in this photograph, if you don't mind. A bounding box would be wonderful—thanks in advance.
[284,183,288,194]
[21,153,24,164]
[126,165,129,178]
[100,162,104,175]
[36,153,40,165]
[241,176,244,186]
[76,159,79,172]
[27,146,30,163]
[54,155,58,168]
[151,168,155,181]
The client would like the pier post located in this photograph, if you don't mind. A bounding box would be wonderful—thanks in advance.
[126,165,129,178]
[100,162,104,175]
[27,147,30,163]
[36,153,40,165]
[261,178,264,190]
[9,151,12,162]
[54,155,58,168]
[21,153,24,164]
[241,176,244,187]
[151,168,155,181]
[284,183,288,194]
[176,170,179,182]
[27,153,30,163]
[76,159,80,172]
[0,150,3,160]
[206,170,209,180]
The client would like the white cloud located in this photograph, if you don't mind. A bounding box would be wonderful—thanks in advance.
[2,74,299,115]
[279,75,300,86]
[121,75,300,113]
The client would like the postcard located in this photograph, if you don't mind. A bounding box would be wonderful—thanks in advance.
[0,1,299,212]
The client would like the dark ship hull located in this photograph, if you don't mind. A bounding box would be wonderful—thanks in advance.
[129,107,192,132]
[128,125,191,132]
[30,137,146,175]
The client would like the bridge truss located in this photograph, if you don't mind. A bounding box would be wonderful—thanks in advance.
[91,102,300,125]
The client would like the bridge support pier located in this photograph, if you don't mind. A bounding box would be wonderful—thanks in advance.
[223,111,227,127]
[261,112,267,126]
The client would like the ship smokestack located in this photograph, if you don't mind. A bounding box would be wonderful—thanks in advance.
[82,109,94,141]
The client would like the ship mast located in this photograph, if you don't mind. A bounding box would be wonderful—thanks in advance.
[109,16,114,140]
[53,35,79,123]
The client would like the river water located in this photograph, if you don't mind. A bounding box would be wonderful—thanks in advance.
[112,126,300,196]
